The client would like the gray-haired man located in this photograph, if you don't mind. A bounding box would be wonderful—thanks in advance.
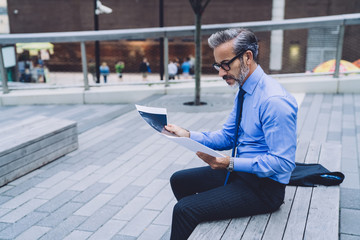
[166,28,298,240]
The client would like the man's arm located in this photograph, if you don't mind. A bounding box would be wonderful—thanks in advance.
[234,96,297,180]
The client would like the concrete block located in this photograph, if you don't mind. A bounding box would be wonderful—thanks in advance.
[1,89,84,105]
[36,190,79,213]
[72,182,109,203]
[77,205,120,232]
[87,219,127,240]
[39,215,86,240]
[113,196,150,221]
[119,209,159,237]
[15,226,51,240]
[62,230,92,240]
[0,212,48,239]
[341,208,360,236]
[137,224,169,240]
[341,188,360,209]
[74,193,114,217]
[84,85,164,104]
[108,185,143,207]
[0,199,47,223]
[37,202,83,227]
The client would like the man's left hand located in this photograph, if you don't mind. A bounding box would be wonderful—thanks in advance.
[196,152,230,170]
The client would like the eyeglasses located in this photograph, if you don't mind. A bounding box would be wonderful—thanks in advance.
[212,51,245,71]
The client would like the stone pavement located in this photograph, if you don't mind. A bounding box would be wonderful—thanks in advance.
[0,93,359,239]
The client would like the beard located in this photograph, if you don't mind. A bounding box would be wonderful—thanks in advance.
[223,60,250,89]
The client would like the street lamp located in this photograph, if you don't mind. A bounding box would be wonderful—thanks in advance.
[93,0,112,83]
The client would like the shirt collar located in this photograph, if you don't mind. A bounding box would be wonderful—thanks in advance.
[242,65,263,95]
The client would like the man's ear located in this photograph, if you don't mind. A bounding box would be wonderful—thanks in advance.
[244,50,253,64]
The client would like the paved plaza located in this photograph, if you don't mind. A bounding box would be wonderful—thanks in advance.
[0,92,359,239]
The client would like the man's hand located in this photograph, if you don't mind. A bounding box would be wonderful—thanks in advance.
[196,152,230,170]
[165,124,190,138]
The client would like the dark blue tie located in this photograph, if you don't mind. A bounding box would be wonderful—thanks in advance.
[231,87,246,158]
[225,87,246,185]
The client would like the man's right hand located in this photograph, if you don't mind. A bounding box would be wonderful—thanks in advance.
[165,124,190,138]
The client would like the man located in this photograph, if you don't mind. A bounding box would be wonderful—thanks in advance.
[165,28,298,240]
[168,60,178,80]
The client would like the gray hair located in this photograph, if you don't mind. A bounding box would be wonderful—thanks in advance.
[208,28,259,62]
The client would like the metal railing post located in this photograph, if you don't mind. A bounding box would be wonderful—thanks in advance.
[334,23,345,93]
[80,41,90,91]
[0,46,9,94]
[334,23,345,78]
[164,36,169,87]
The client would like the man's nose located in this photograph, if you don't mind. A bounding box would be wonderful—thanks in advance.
[218,68,227,78]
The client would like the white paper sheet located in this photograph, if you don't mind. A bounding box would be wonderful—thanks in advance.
[135,104,225,158]
[162,134,225,157]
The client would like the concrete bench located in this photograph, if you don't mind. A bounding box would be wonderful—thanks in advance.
[0,116,78,187]
[189,140,342,240]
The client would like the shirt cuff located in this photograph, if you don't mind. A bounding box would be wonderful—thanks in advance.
[189,131,203,142]
[234,157,253,173]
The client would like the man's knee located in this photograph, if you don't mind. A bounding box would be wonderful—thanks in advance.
[170,170,184,188]
[173,198,195,220]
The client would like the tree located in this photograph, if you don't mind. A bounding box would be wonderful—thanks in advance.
[188,0,211,105]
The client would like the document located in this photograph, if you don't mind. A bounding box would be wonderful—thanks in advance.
[135,105,225,158]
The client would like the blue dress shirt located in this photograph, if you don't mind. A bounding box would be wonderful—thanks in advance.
[190,66,298,184]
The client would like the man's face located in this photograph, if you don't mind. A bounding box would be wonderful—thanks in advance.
[213,40,250,88]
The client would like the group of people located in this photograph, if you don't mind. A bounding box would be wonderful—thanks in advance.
[88,55,196,83]
[168,55,195,80]
[88,60,125,83]
[18,55,48,83]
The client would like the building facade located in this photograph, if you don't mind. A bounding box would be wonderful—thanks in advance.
[5,0,360,74]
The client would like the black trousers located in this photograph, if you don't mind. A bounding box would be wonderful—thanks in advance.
[170,166,286,240]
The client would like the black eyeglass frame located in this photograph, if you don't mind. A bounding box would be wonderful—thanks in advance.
[212,50,246,71]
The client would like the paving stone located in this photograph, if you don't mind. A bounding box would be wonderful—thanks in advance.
[39,215,87,240]
[88,219,127,240]
[77,205,121,232]
[2,175,44,197]
[153,200,176,226]
[36,190,80,213]
[113,196,151,221]
[37,202,83,227]
[69,173,107,192]
[111,235,137,240]
[36,179,76,200]
[145,186,174,211]
[0,196,12,205]
[157,164,185,180]
[0,186,13,195]
[67,165,100,181]
[137,224,169,240]
[341,172,360,189]
[341,233,360,240]
[0,212,48,239]
[341,208,360,236]
[15,226,51,240]
[131,169,162,187]
[74,193,114,217]
[1,187,45,209]
[71,182,109,203]
[108,185,143,207]
[341,188,360,209]
[0,199,47,223]
[119,209,160,237]
[138,179,168,198]
[103,176,136,195]
[36,171,73,188]
[63,230,92,240]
